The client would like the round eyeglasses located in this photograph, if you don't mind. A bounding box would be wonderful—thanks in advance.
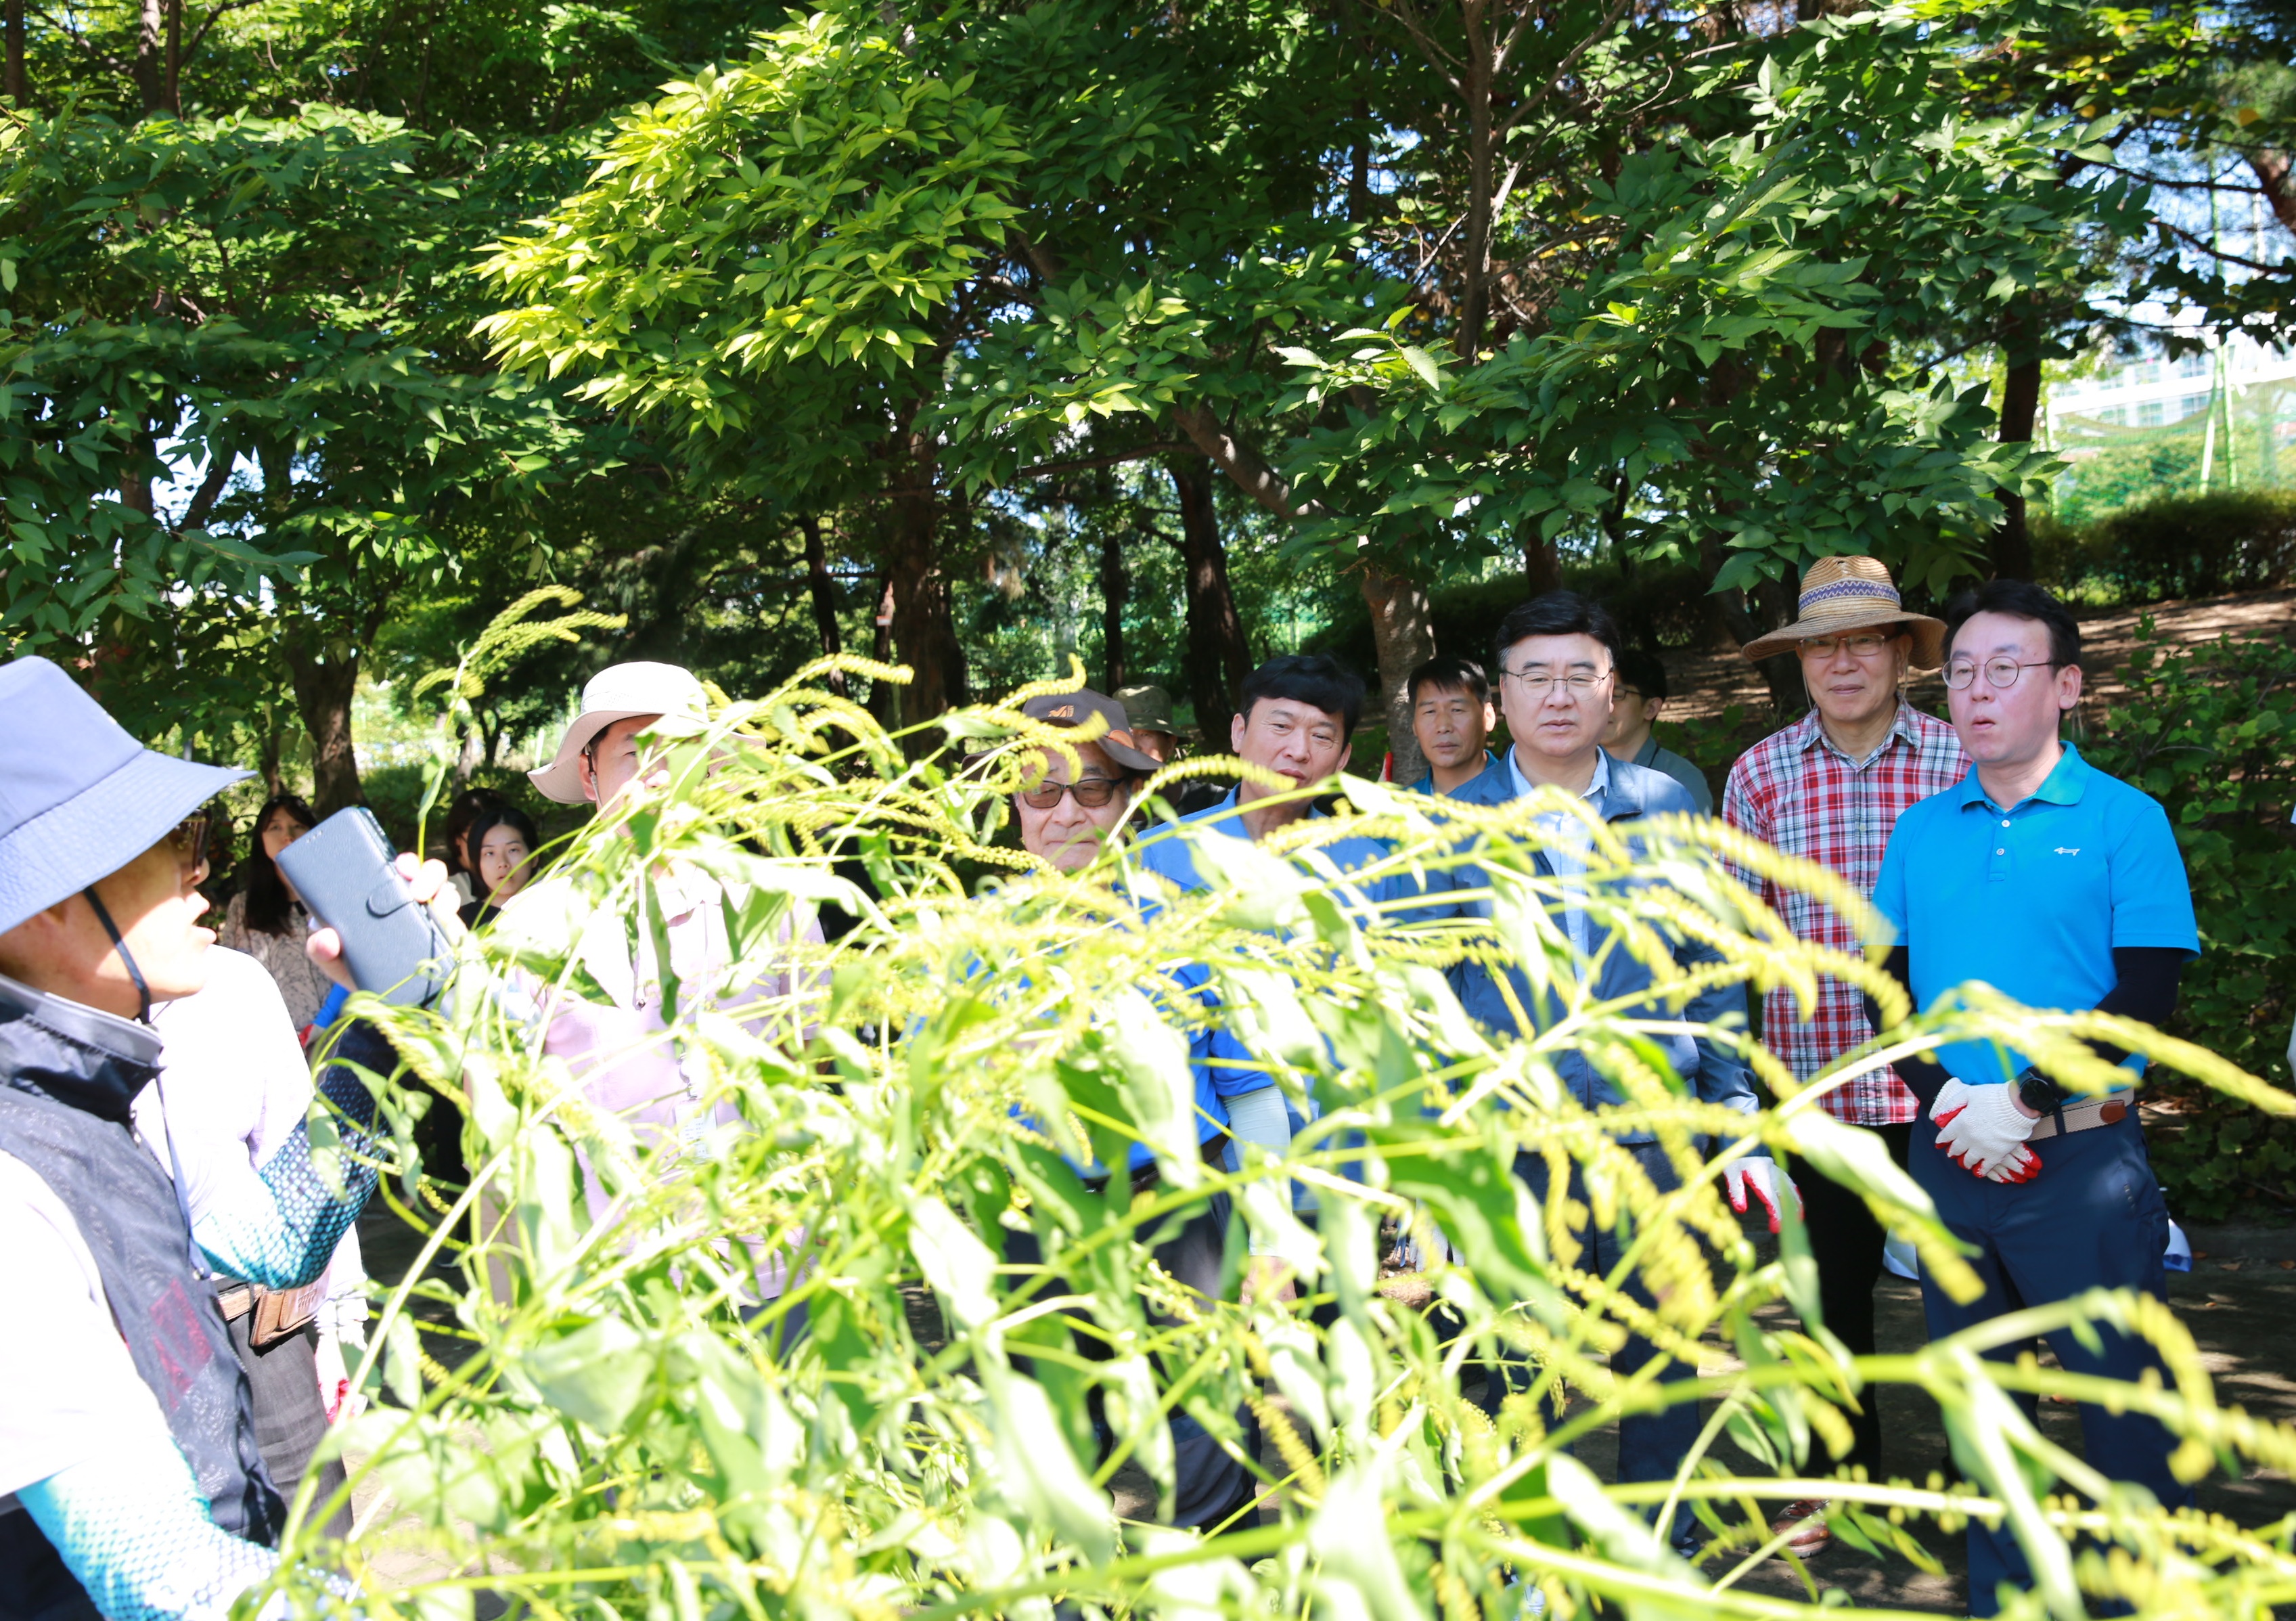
[1944,657,2054,691]
[1018,776,1127,810]
[1502,667,1611,698]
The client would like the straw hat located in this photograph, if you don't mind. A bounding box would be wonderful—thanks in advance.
[528,661,709,804]
[1738,556,1947,669]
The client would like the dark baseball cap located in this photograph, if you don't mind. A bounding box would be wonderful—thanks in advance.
[1019,689,1163,775]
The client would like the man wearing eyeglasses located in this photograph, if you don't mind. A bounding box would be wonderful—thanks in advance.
[1443,592,1778,1559]
[1719,555,1967,1543]
[1870,579,2197,1616]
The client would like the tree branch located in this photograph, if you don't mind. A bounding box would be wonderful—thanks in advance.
[177,451,235,533]
[1170,403,1321,522]
[181,0,262,68]
[1015,442,1187,480]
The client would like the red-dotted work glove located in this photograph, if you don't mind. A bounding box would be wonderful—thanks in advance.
[1725,1156,1801,1233]
[1931,1079,2039,1182]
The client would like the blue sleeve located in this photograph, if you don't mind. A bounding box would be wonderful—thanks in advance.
[2109,795,2201,956]
[195,1021,391,1289]
[19,1429,281,1621]
[1687,979,1760,1115]
[1129,819,1205,893]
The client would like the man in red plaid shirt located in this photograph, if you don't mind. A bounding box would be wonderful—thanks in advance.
[1722,556,1968,1545]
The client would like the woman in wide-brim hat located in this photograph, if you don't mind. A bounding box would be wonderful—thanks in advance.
[1739,555,1948,669]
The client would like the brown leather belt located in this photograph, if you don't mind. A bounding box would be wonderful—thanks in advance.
[2027,1096,2130,1141]
[212,1279,325,1348]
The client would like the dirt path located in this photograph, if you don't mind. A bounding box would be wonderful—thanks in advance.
[1663,587,2296,726]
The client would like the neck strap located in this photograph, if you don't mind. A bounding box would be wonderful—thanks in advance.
[80,886,151,1023]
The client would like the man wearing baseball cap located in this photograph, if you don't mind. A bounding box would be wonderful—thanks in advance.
[1719,556,1968,1546]
[0,657,409,1614]
[514,662,824,1344]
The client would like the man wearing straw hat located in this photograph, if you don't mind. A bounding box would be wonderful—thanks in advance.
[1720,556,1968,1549]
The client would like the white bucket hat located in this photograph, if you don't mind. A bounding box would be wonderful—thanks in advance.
[528,661,708,805]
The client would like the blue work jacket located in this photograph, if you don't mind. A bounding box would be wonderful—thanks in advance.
[1441,751,1759,1137]
[1407,751,1501,798]
[1129,787,1443,1106]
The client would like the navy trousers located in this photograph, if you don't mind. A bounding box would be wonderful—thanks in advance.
[1004,1184,1259,1531]
[1910,1111,2192,1617]
[1475,1143,1703,1548]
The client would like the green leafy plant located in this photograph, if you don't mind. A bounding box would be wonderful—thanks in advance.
[251,637,2296,1618]
[2085,624,2296,1222]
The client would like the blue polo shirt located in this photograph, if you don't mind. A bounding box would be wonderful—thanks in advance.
[1872,741,2198,1090]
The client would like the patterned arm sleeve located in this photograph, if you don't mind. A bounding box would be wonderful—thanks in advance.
[187,1022,395,1290]
[18,1430,282,1621]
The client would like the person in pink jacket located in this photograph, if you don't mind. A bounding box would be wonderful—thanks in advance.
[514,663,824,1344]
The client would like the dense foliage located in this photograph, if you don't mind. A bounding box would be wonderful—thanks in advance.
[236,650,2296,1616]
[2085,627,2296,1222]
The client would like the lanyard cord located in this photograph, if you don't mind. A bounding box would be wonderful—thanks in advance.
[79,885,152,1023]
[81,886,208,1275]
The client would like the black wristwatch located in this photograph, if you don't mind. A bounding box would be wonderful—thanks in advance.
[2016,1067,2071,1117]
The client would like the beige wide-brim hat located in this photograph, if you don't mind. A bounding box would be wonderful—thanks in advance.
[528,661,710,804]
[1739,556,1948,669]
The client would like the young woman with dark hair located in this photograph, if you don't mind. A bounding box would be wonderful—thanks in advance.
[459,803,541,927]
[217,792,333,1034]
[441,784,512,905]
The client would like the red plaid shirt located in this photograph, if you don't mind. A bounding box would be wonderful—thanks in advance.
[1722,703,1969,1124]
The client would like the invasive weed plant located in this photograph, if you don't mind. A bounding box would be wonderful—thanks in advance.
[273,636,2296,1620]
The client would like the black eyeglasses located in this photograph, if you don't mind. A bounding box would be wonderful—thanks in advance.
[1018,776,1127,809]
[164,813,212,882]
[1945,657,2056,691]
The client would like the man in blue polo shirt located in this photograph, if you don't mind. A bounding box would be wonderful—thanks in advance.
[1871,579,2197,1616]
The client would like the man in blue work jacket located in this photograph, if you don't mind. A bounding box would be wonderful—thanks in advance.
[1132,653,1422,1308]
[1405,654,1500,797]
[1870,579,2198,1617]
[1445,592,1790,1557]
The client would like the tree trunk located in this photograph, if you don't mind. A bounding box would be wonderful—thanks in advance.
[868,572,897,725]
[1170,457,1253,732]
[1698,534,1805,713]
[1455,15,1495,363]
[258,702,284,796]
[5,1,26,104]
[1991,302,2042,579]
[133,0,166,115]
[1522,521,1562,594]
[1359,558,1437,784]
[1098,521,1129,692]
[164,0,179,114]
[280,624,364,814]
[879,419,966,742]
[799,514,848,698]
[2249,148,2296,236]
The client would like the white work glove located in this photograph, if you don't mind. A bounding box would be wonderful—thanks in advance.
[1725,1155,1800,1234]
[1931,1079,2040,1182]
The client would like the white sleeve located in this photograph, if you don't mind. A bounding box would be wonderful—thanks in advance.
[1223,1085,1293,1161]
